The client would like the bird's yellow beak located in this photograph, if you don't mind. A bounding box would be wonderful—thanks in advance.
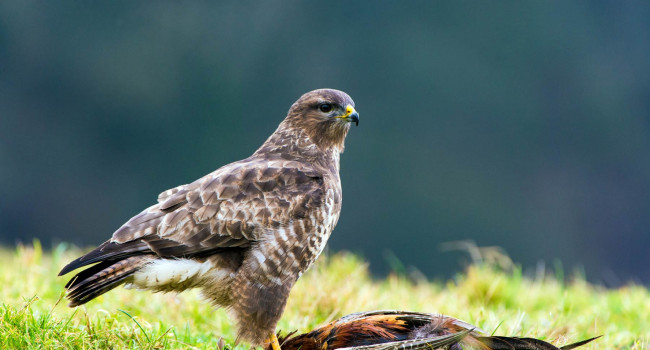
[336,105,359,126]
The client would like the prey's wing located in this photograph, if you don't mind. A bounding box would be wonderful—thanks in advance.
[335,310,485,334]
[337,330,472,350]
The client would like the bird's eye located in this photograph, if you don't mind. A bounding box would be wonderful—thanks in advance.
[319,103,332,113]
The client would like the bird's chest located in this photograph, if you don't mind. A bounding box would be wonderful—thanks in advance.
[255,172,342,282]
[321,185,342,237]
[300,185,341,269]
[270,187,341,278]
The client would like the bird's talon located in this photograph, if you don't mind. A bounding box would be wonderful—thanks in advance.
[267,333,281,350]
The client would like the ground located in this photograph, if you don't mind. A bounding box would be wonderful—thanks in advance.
[0,242,647,349]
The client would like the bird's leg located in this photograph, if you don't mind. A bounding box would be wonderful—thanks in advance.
[265,333,281,350]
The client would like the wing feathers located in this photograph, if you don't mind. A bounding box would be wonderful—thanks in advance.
[194,204,220,222]
[476,336,601,349]
[110,160,321,249]
[59,240,147,276]
[337,329,472,350]
[275,311,598,350]
[478,336,558,349]
[59,234,250,277]
[60,158,325,309]
[159,191,188,211]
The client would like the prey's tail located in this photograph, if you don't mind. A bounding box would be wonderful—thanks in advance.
[61,255,154,307]
[286,334,601,350]
[473,335,601,349]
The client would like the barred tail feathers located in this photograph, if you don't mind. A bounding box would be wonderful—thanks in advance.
[64,255,154,307]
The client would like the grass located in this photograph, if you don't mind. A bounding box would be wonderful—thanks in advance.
[0,241,647,349]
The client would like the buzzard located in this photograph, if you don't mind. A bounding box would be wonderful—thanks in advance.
[273,310,599,350]
[59,89,359,349]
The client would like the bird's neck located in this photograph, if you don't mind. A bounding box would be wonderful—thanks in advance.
[253,125,343,173]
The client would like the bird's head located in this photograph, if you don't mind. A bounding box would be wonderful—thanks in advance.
[285,89,359,151]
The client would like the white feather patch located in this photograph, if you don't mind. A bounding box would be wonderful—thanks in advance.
[128,259,213,290]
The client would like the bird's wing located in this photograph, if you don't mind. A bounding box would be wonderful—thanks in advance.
[334,310,485,334]
[336,329,472,350]
[59,157,324,275]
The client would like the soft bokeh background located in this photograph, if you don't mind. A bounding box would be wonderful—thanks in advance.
[1,2,648,285]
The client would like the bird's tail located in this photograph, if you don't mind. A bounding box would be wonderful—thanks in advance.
[62,255,154,307]
[470,335,601,349]
[329,334,600,350]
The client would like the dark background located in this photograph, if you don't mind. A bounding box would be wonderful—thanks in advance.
[1,2,649,285]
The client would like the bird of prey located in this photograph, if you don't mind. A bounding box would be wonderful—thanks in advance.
[273,310,599,350]
[58,89,360,350]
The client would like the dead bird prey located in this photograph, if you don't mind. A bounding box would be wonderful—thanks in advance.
[59,89,360,350]
[273,310,599,350]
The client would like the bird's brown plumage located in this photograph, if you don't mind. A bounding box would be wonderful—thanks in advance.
[273,311,599,350]
[59,89,359,345]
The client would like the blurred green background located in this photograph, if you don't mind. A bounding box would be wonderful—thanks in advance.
[1,2,648,285]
